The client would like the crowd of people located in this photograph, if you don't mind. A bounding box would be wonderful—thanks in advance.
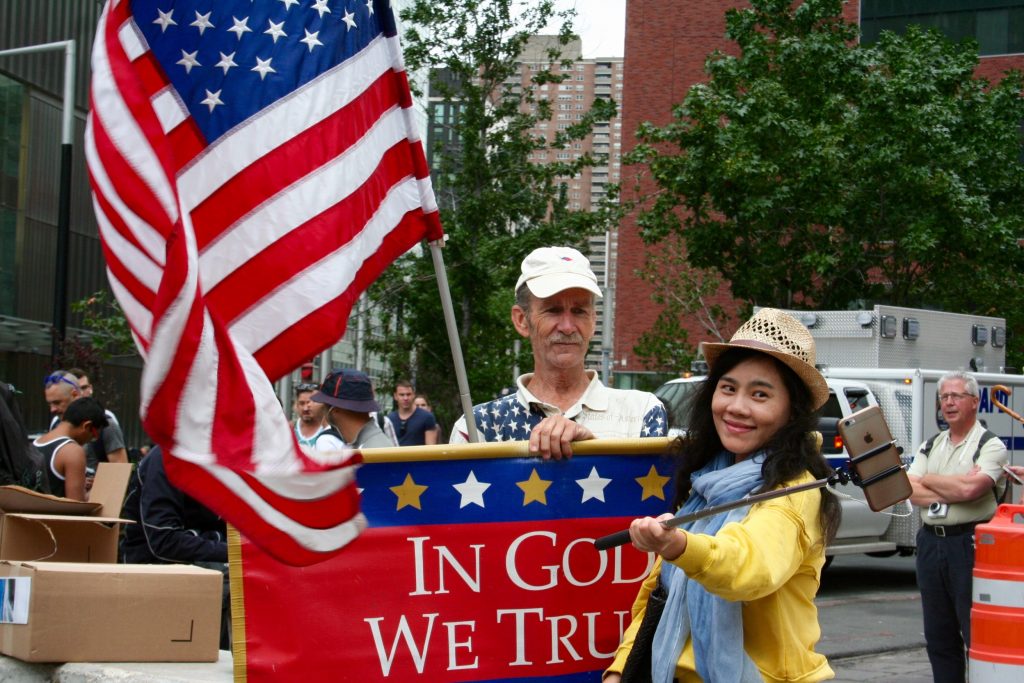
[0,246,1022,679]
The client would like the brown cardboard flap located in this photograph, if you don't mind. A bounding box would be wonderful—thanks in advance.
[0,487,100,516]
[89,462,132,518]
[6,513,132,524]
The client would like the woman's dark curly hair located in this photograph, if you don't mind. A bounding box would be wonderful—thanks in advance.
[670,347,841,544]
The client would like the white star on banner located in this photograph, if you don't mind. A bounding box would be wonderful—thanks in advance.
[278,0,300,8]
[342,9,357,29]
[365,0,374,14]
[453,471,491,509]
[576,467,612,503]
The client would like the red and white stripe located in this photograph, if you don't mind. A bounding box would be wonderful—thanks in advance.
[85,0,442,565]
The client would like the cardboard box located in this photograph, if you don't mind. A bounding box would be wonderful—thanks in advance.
[0,561,222,662]
[0,463,131,563]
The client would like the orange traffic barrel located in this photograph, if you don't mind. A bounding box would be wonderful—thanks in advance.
[970,504,1024,682]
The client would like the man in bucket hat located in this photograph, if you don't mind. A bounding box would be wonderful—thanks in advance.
[312,369,393,451]
[450,246,667,457]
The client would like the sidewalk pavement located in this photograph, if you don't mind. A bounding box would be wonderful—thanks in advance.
[830,646,933,682]
[0,649,936,682]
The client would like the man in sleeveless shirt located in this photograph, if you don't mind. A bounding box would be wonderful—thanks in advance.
[32,397,108,500]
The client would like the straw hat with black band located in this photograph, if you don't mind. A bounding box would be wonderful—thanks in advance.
[700,308,830,410]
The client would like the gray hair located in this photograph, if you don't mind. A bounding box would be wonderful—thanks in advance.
[938,370,979,397]
[514,283,533,314]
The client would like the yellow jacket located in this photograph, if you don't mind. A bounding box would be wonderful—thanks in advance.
[607,472,835,682]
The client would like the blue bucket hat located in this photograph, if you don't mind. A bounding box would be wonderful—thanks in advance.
[312,369,380,413]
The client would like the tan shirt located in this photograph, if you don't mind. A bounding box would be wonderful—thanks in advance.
[908,421,1008,525]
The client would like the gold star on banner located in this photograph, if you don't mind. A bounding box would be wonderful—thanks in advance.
[636,465,671,501]
[390,474,428,510]
[516,468,552,506]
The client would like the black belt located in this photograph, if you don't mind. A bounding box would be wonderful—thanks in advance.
[922,521,981,537]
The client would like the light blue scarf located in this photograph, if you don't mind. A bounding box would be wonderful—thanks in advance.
[650,450,766,683]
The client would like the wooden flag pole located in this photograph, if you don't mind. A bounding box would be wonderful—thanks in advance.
[429,240,481,443]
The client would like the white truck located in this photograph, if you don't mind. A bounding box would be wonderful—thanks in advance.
[656,305,1024,560]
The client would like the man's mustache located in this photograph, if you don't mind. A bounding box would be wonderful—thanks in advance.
[548,333,584,345]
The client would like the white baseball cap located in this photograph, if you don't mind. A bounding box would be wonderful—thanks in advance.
[515,247,603,299]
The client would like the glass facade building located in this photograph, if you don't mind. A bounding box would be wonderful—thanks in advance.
[861,1,1024,56]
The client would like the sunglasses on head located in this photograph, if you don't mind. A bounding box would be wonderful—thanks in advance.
[295,383,319,394]
[44,373,79,390]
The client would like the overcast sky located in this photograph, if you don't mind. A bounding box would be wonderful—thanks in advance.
[550,0,626,58]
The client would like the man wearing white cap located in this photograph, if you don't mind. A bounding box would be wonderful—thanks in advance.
[450,246,667,458]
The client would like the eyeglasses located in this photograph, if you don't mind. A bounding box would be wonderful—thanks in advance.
[938,392,974,402]
[44,373,79,391]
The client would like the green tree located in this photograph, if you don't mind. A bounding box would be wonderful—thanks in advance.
[630,0,1024,365]
[364,0,619,425]
[633,234,738,371]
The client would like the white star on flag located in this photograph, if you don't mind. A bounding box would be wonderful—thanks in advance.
[453,471,491,509]
[265,19,287,43]
[300,29,323,52]
[576,467,612,503]
[201,89,224,112]
[216,52,238,74]
[228,16,252,39]
[252,56,275,79]
[191,11,215,35]
[177,49,201,73]
[154,9,176,32]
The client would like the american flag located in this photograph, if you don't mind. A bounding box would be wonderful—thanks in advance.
[85,0,443,565]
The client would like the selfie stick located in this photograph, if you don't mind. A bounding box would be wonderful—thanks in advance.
[592,476,834,551]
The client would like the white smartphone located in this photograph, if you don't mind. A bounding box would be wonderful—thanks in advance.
[1003,464,1024,486]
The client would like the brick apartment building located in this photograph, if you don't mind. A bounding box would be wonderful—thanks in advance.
[513,36,626,375]
[614,1,1024,389]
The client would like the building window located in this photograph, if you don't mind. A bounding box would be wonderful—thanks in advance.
[861,1,1024,56]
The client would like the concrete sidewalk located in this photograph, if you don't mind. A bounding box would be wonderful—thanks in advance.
[830,646,933,682]
[0,649,938,682]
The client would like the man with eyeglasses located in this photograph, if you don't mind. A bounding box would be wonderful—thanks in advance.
[292,383,327,447]
[32,397,109,501]
[908,370,1009,683]
[44,371,128,466]
[68,367,121,428]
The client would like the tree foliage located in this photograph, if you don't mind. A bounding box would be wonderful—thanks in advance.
[630,0,1024,366]
[633,234,738,371]
[364,0,619,425]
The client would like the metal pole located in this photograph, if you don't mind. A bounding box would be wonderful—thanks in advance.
[429,240,479,442]
[0,40,76,363]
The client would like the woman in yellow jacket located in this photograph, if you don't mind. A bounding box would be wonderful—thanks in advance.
[606,309,841,683]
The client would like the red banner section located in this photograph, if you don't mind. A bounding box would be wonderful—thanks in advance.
[234,447,673,681]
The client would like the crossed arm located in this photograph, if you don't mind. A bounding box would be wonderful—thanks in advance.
[909,466,994,506]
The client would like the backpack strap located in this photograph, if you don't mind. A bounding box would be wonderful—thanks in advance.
[922,429,1009,504]
[973,430,1012,504]
[314,426,344,446]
